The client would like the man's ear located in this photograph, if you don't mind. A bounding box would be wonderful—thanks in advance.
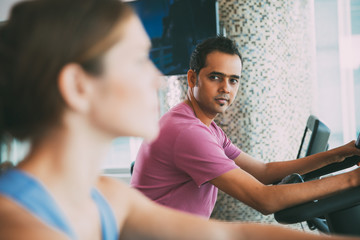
[187,69,197,88]
[58,63,93,113]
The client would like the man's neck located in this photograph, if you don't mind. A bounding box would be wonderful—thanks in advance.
[184,97,216,127]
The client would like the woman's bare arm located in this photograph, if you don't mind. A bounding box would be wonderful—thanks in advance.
[97,176,359,240]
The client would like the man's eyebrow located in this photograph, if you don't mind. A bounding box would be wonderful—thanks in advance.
[209,71,240,79]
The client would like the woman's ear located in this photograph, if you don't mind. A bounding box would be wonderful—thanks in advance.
[187,69,197,88]
[58,63,93,113]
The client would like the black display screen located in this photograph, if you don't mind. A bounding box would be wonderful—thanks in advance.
[128,0,219,75]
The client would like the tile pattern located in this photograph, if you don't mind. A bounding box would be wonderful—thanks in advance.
[159,0,317,231]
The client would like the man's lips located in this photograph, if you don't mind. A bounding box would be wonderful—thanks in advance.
[215,97,229,105]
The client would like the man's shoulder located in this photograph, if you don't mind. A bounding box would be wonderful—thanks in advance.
[162,102,194,118]
[154,102,212,147]
[160,102,202,128]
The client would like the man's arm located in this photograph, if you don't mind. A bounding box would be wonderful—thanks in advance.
[210,166,360,215]
[234,141,360,184]
[120,180,359,240]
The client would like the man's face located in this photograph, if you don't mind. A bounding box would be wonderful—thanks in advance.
[192,51,242,118]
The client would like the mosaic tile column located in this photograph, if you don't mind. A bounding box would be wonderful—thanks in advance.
[211,0,316,227]
[160,0,316,228]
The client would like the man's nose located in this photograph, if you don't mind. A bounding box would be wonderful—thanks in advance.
[219,80,230,93]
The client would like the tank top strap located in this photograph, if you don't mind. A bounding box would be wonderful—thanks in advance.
[91,188,119,240]
[0,169,119,239]
[0,169,76,239]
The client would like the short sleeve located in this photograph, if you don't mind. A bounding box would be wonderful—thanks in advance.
[220,128,241,160]
[173,125,238,187]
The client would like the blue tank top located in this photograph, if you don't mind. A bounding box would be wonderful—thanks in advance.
[0,169,119,240]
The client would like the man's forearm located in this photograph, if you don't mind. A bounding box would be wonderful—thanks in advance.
[263,149,347,184]
[261,141,360,184]
[261,167,360,214]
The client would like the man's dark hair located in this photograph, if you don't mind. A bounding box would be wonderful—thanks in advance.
[189,36,243,74]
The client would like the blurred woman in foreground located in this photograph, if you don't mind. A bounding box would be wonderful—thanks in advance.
[0,0,358,239]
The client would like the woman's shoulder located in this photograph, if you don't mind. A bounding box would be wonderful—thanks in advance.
[96,175,132,201]
[96,175,148,205]
[0,195,68,240]
[95,176,139,220]
[96,175,157,226]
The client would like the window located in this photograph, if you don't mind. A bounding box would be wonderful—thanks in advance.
[313,0,360,148]
[351,0,360,136]
[102,137,143,183]
[0,139,30,165]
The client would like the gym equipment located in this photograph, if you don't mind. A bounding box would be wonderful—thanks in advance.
[274,116,360,236]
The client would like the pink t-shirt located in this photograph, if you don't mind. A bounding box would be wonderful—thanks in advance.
[131,102,241,218]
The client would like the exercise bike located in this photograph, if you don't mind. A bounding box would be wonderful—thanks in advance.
[274,116,360,236]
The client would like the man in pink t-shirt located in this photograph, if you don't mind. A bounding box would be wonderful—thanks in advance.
[131,36,360,219]
[131,102,240,217]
